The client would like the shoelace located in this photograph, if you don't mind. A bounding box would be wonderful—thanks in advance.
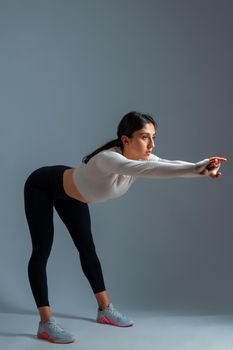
[109,306,126,319]
[47,321,67,334]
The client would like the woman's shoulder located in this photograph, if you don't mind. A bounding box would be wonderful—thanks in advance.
[90,147,124,170]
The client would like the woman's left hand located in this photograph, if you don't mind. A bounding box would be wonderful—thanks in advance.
[204,156,227,178]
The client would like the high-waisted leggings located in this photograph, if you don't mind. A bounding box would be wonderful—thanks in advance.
[23,165,106,308]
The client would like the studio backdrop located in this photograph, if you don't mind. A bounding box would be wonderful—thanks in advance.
[0,0,232,315]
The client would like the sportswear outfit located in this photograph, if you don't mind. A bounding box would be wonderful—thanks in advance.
[72,146,210,203]
[24,146,211,342]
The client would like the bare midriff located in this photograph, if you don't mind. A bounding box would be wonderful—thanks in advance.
[63,168,90,204]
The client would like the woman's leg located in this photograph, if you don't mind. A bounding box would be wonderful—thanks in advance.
[53,197,134,327]
[24,166,76,343]
[53,197,110,309]
[24,167,55,320]
[24,167,54,323]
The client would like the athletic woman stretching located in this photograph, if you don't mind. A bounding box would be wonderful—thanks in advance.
[24,111,227,344]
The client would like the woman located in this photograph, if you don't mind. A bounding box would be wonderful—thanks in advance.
[24,111,227,344]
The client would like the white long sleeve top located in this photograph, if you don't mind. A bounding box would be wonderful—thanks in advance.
[72,146,211,204]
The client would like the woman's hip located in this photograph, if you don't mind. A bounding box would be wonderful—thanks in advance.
[24,165,73,200]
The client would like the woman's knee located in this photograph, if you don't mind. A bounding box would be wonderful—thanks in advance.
[29,249,52,265]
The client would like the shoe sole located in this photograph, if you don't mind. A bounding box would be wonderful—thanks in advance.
[37,332,75,344]
[97,316,134,327]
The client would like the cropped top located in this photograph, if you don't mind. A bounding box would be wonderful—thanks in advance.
[72,146,211,204]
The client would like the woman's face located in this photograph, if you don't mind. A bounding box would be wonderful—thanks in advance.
[121,123,156,160]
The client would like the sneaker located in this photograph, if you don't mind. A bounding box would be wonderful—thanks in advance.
[96,303,134,327]
[37,317,75,344]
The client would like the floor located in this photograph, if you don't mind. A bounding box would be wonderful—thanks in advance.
[1,308,233,350]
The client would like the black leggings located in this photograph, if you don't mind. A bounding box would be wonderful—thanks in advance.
[23,165,106,308]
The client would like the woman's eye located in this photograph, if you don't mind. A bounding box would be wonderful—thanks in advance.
[142,136,156,140]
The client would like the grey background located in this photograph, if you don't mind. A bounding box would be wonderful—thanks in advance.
[0,0,232,317]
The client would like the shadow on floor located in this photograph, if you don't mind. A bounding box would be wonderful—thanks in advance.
[0,303,96,321]
[0,331,35,339]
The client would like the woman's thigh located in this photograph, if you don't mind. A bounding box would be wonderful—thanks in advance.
[24,165,72,250]
[24,175,54,253]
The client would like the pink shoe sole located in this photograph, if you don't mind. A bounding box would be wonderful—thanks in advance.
[97,316,134,327]
[37,332,75,344]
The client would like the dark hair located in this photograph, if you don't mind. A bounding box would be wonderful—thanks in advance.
[82,111,158,164]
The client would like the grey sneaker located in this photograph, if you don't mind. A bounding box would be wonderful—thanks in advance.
[96,303,134,327]
[37,317,75,344]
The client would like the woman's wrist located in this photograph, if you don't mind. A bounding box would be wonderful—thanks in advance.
[195,159,210,175]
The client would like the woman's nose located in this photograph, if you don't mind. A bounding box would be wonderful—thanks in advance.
[149,139,155,148]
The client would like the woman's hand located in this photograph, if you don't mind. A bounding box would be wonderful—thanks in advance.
[200,156,227,178]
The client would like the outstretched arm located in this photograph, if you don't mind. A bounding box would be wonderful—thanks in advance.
[149,154,227,178]
[95,150,227,179]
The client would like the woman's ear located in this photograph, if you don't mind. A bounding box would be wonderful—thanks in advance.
[121,135,128,145]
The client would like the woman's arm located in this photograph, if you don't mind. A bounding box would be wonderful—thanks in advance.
[148,153,214,177]
[95,150,211,179]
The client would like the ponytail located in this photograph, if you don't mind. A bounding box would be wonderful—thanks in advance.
[82,138,122,164]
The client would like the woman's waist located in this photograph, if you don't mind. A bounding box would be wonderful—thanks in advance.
[63,168,90,203]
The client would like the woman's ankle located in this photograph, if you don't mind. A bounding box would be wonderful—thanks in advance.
[38,306,53,324]
[99,303,110,311]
